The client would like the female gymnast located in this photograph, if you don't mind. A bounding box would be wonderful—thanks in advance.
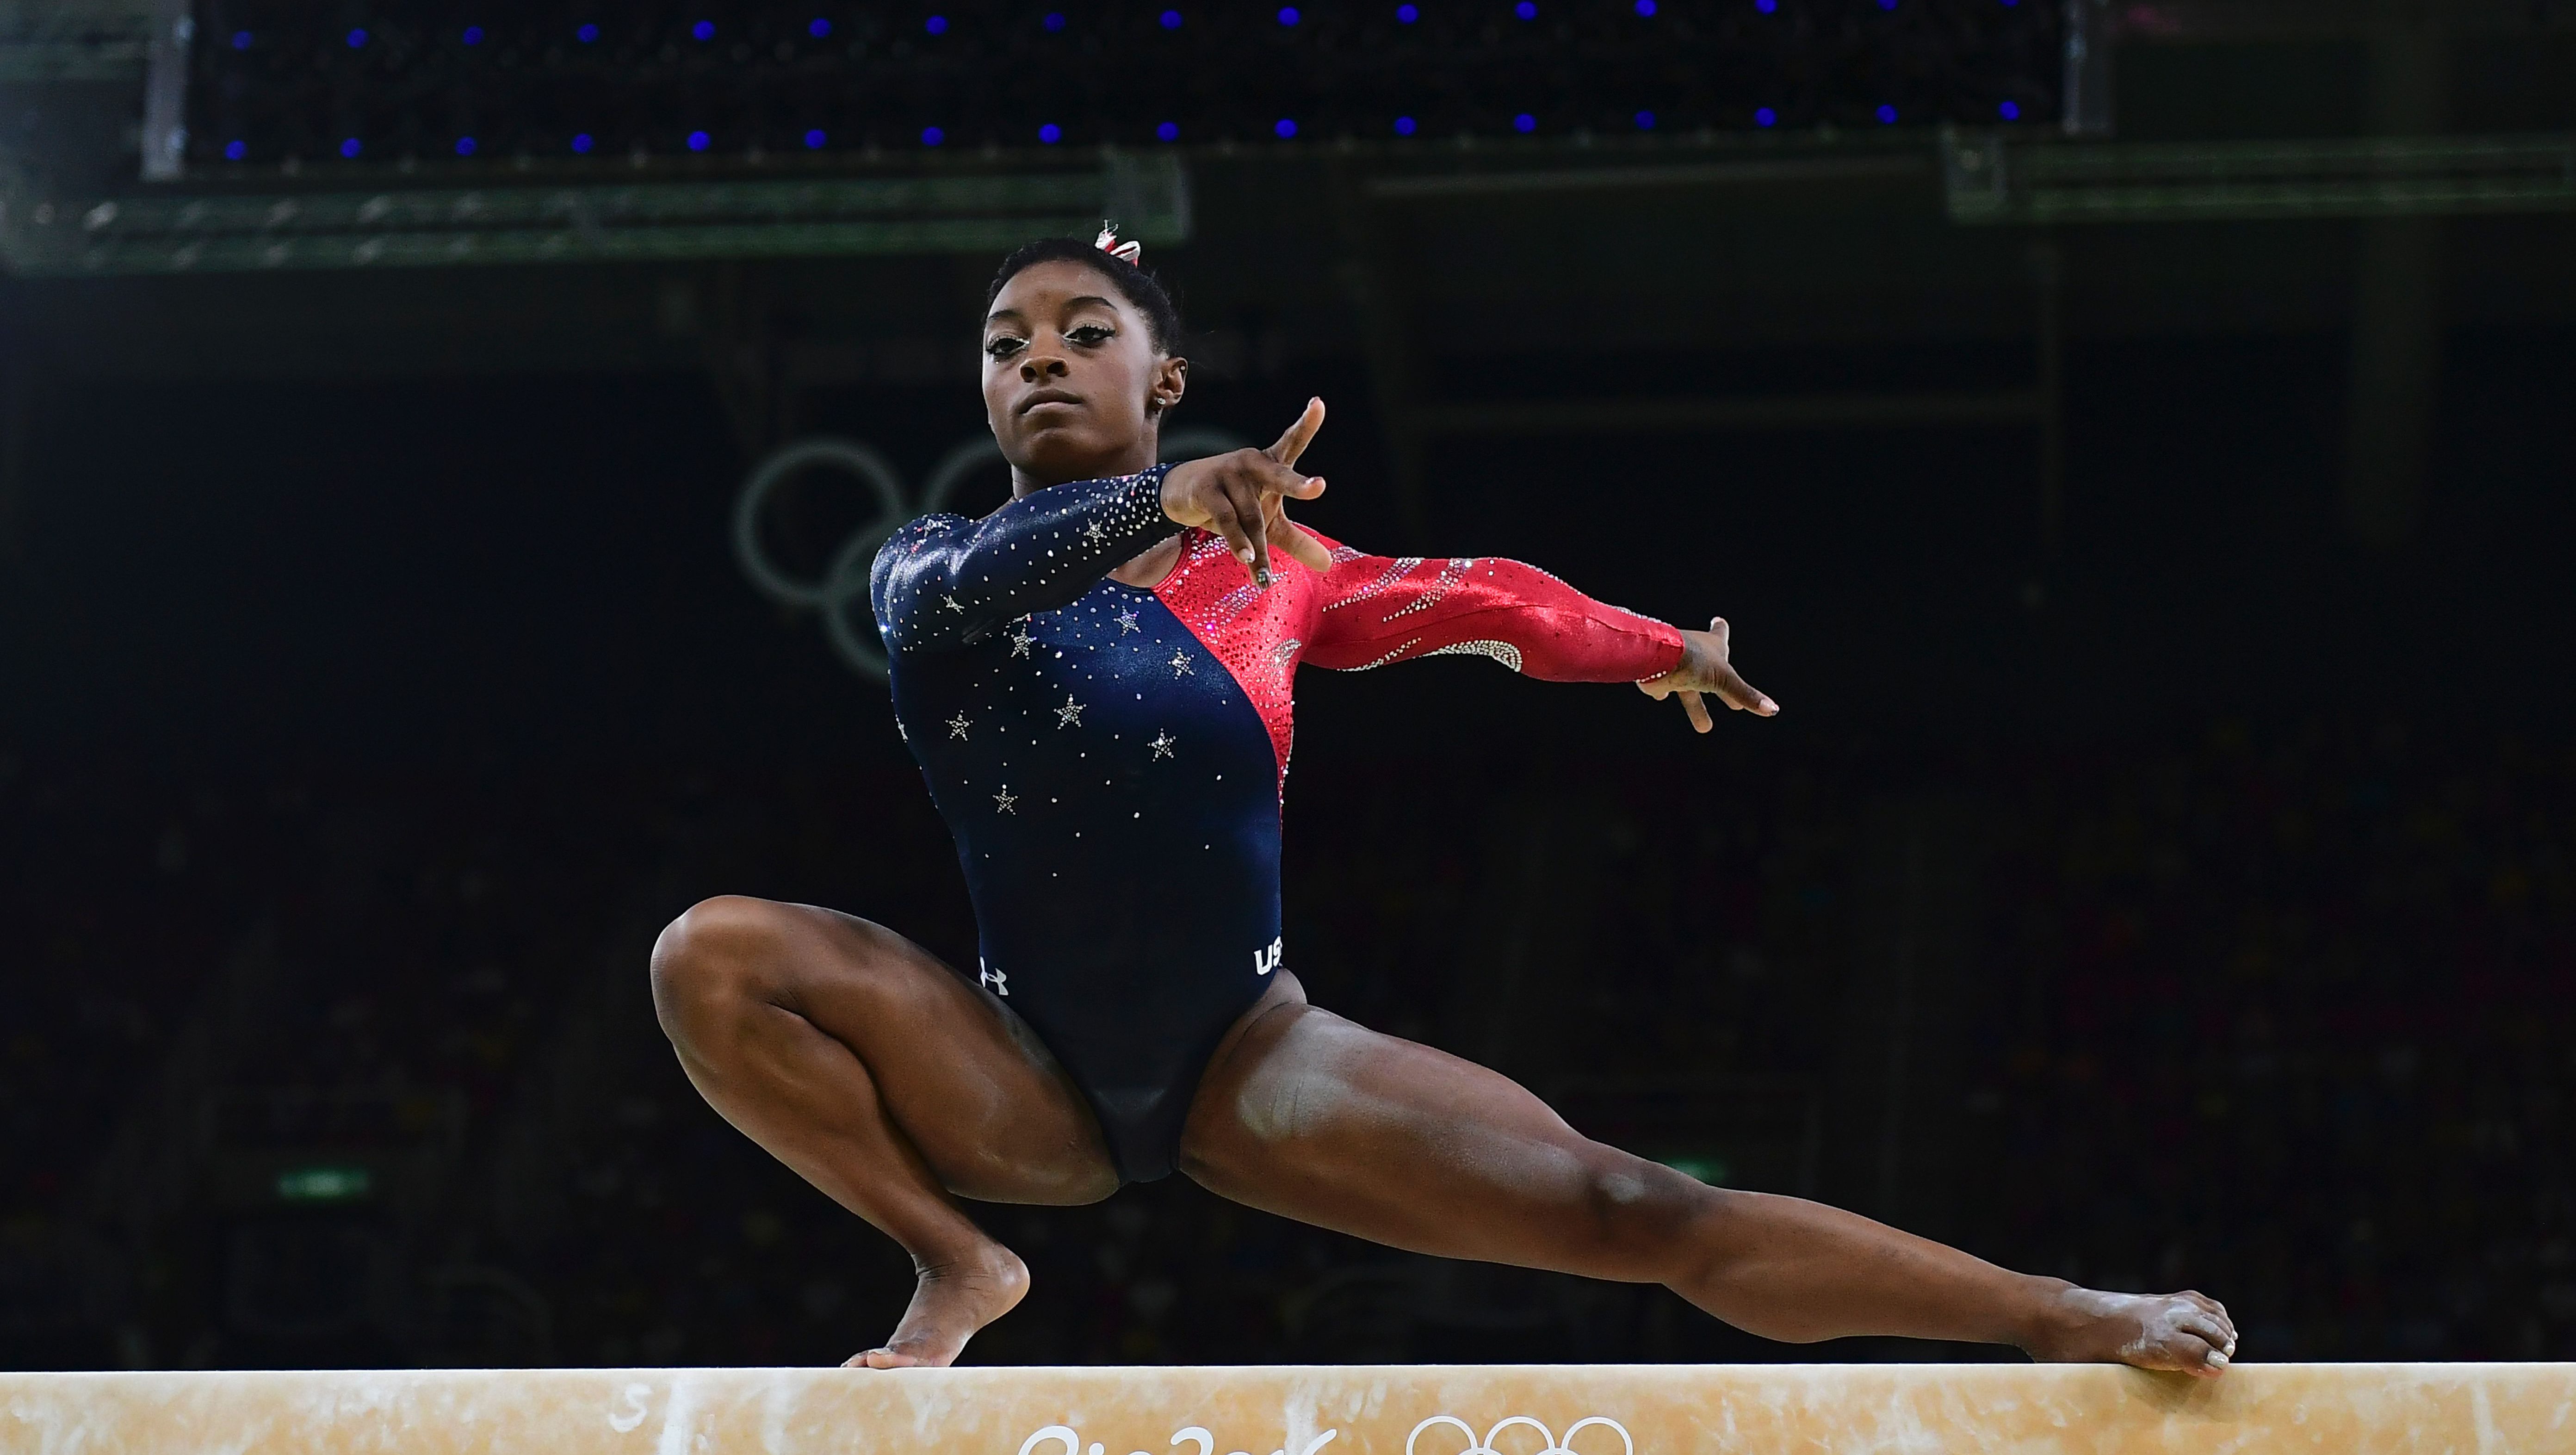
[650,229,2238,1375]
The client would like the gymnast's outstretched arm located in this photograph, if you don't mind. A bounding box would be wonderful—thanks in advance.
[871,402,1338,652]
[869,466,1179,655]
[1298,535,1779,726]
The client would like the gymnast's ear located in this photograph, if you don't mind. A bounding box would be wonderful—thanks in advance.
[1148,354,1189,416]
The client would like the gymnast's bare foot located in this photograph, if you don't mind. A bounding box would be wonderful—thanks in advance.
[844,1243,1030,1368]
[2026,1285,2239,1378]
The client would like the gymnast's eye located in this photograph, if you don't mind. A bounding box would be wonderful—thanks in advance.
[1066,323,1115,347]
[985,334,1028,360]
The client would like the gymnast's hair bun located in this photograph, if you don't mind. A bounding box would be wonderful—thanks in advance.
[1093,222,1144,267]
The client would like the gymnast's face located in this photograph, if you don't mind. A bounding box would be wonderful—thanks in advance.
[982,258,1187,492]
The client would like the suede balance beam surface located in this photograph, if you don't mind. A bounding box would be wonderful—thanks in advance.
[6,1364,2571,1455]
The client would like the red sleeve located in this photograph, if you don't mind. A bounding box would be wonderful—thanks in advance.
[1300,536,1686,681]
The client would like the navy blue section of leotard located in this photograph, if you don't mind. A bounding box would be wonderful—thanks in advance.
[872,467,1282,1183]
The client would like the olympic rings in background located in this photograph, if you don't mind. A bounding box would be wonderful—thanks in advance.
[732,426,1250,682]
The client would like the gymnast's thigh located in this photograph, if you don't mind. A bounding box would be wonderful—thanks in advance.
[1173,989,1638,1266]
[663,895,1116,1205]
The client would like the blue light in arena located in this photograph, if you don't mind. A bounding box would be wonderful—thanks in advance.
[1513,112,1536,132]
[1277,6,1300,24]
[1635,0,1656,12]
[1755,0,1775,12]
[1157,121,1180,141]
[1039,123,1063,143]
[692,19,714,40]
[1161,10,1183,27]
[463,26,483,45]
[1396,3,1419,19]
[1754,106,1777,126]
[687,130,711,150]
[1516,0,1537,17]
[2000,100,2020,120]
[224,139,246,160]
[1045,12,1066,30]
[346,28,367,47]
[1879,0,1897,8]
[922,125,945,145]
[1274,117,1298,138]
[572,132,595,153]
[810,18,831,37]
[456,136,477,155]
[926,15,948,34]
[1876,103,1897,123]
[1394,115,1418,135]
[340,137,362,157]
[231,30,251,49]
[577,23,599,42]
[1634,110,1655,129]
[805,128,827,148]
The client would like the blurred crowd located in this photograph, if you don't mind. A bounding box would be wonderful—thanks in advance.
[2,720,2570,1368]
[1975,724,2576,1360]
[190,0,2058,170]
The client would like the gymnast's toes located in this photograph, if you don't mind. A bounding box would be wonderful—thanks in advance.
[845,1244,1031,1370]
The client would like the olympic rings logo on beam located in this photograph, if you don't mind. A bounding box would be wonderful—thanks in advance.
[1007,1414,1631,1455]
[733,427,1251,683]
[1406,1415,1634,1455]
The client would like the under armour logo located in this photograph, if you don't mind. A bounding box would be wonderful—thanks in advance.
[979,960,1009,997]
[1252,936,1283,976]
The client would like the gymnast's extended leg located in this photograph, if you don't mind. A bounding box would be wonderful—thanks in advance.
[1180,974,2236,1372]
[649,895,1118,1366]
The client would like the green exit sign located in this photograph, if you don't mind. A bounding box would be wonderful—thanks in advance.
[1659,1155,1731,1187]
[275,1166,372,1203]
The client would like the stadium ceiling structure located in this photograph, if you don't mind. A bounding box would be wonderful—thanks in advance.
[4,0,2572,279]
[3,0,2570,555]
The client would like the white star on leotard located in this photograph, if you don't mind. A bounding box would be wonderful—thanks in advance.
[1169,649,1194,676]
[1116,609,1140,634]
[1055,694,1085,728]
[941,594,965,613]
[1150,731,1176,760]
[946,712,972,740]
[1008,628,1034,657]
[1083,519,1109,545]
[992,785,1017,814]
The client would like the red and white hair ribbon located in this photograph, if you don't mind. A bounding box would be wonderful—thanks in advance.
[1094,223,1144,266]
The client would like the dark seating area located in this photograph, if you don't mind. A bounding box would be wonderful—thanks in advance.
[189,0,2062,169]
[6,722,2567,1367]
[1973,726,2576,1359]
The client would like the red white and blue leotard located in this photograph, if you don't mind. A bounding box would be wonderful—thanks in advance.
[871,464,1684,1182]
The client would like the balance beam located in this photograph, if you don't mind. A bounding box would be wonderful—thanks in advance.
[4,1363,2569,1454]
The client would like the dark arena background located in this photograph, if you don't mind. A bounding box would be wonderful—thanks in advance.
[3,0,2576,1380]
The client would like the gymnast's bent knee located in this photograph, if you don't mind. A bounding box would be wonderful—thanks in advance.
[650,894,804,1035]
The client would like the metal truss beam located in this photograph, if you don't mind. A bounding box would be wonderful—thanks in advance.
[2117,0,2576,43]
[0,154,1190,275]
[1412,391,2042,438]
[1945,130,2576,223]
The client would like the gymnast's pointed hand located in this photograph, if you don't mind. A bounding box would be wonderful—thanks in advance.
[1160,397,1336,588]
[2031,1287,2240,1378]
[1638,615,1778,731]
